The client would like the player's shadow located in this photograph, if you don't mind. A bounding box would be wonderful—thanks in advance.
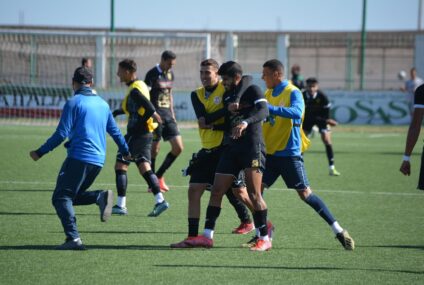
[0,189,51,192]
[0,244,174,251]
[360,244,424,250]
[0,211,96,217]
[0,211,56,216]
[155,264,424,275]
[79,230,188,235]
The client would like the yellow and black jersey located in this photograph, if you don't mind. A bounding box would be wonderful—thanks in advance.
[191,82,226,149]
[122,80,158,135]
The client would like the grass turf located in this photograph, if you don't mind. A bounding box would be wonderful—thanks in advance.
[0,124,423,284]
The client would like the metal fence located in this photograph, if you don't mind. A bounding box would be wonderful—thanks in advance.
[226,31,419,90]
[0,27,422,91]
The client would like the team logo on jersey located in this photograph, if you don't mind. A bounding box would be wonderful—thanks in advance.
[251,159,259,167]
[213,96,221,105]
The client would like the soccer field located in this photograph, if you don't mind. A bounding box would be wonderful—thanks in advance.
[0,124,423,284]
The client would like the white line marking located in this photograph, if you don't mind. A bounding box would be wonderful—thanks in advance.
[0,180,422,197]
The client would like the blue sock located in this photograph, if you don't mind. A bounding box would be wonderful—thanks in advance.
[304,193,336,225]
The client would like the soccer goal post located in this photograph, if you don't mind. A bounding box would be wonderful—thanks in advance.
[0,29,212,125]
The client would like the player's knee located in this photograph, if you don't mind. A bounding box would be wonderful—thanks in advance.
[188,186,203,202]
[298,188,312,201]
[232,187,245,197]
[172,144,183,156]
[247,191,260,203]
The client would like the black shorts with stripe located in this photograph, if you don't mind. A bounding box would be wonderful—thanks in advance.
[215,142,265,177]
[153,115,180,142]
[117,133,153,165]
[189,146,223,186]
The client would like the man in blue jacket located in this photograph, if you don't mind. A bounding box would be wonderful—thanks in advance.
[29,67,130,250]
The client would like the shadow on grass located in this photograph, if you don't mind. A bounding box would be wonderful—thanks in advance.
[0,211,56,216]
[0,189,51,192]
[155,264,424,275]
[0,211,96,217]
[79,230,188,235]
[0,244,174,251]
[360,244,424,250]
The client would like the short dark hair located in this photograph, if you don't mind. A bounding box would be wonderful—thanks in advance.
[161,50,177,61]
[72,67,93,84]
[200,58,219,70]
[306,77,319,85]
[119,59,137,72]
[218,61,243,77]
[263,59,284,74]
[81,57,90,66]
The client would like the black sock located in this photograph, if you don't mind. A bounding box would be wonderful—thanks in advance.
[325,144,334,166]
[151,158,156,173]
[156,152,177,178]
[188,218,200,237]
[115,169,127,197]
[253,209,268,237]
[204,205,221,230]
[142,170,161,195]
[225,189,251,223]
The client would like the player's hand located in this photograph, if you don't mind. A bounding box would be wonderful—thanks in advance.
[231,122,248,139]
[153,112,162,124]
[112,109,123,118]
[29,150,40,161]
[400,160,411,176]
[326,119,338,127]
[198,117,212,129]
[123,153,132,161]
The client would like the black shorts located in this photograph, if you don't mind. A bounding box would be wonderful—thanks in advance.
[117,133,153,165]
[262,155,309,191]
[303,118,329,134]
[216,143,265,177]
[419,149,424,190]
[153,116,180,142]
[189,147,223,186]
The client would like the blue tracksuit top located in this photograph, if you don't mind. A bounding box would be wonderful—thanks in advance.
[37,86,129,167]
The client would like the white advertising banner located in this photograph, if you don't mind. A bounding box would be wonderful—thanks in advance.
[171,90,411,125]
[0,87,411,125]
[327,91,410,125]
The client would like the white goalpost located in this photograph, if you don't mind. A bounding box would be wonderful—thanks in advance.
[0,29,212,125]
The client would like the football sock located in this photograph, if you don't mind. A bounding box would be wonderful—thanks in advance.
[225,189,251,223]
[253,209,268,238]
[325,144,335,166]
[151,158,156,173]
[142,170,161,195]
[304,193,336,225]
[154,192,164,204]
[117,196,126,208]
[188,218,200,237]
[204,205,221,233]
[156,152,177,178]
[204,229,214,239]
[115,169,127,197]
[331,221,344,235]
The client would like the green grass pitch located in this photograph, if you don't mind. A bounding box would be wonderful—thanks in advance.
[0,124,423,284]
